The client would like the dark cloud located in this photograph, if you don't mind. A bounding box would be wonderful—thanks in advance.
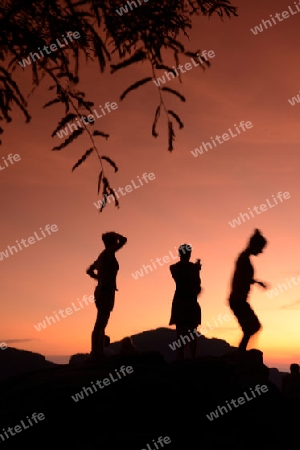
[0,339,40,343]
[280,299,300,310]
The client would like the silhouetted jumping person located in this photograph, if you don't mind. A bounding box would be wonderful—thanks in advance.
[169,244,202,360]
[228,229,268,352]
[86,232,127,361]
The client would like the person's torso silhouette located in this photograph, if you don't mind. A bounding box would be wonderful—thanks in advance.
[170,260,201,301]
[94,248,119,291]
[230,250,254,302]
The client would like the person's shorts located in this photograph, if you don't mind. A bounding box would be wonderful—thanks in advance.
[94,285,115,311]
[229,298,261,335]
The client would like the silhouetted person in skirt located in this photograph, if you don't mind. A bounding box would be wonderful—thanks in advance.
[169,244,201,360]
[228,229,268,352]
[86,232,127,361]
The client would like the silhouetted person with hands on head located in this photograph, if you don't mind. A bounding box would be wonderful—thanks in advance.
[86,232,127,361]
[169,244,202,361]
[228,229,268,352]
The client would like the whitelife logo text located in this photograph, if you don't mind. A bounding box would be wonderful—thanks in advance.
[153,50,215,87]
[206,385,269,421]
[71,365,134,402]
[265,275,300,299]
[228,192,290,228]
[0,153,21,171]
[94,172,155,210]
[191,121,253,157]
[56,101,118,139]
[169,313,232,351]
[288,89,300,106]
[131,244,192,280]
[250,2,300,36]
[18,32,81,68]
[0,412,45,444]
[34,294,95,332]
[116,0,149,16]
[0,224,58,262]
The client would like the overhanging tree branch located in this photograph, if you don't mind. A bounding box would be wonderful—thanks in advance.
[0,0,237,209]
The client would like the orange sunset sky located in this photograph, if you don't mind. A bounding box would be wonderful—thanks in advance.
[1,0,300,371]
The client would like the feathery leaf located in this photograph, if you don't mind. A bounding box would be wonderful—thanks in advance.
[93,130,109,139]
[168,120,175,152]
[167,110,184,129]
[152,105,161,138]
[72,148,94,171]
[155,65,177,76]
[108,187,120,209]
[99,177,110,212]
[52,128,84,151]
[120,77,152,101]
[166,36,185,52]
[101,156,118,172]
[51,113,78,137]
[97,170,103,195]
[111,50,147,73]
[43,98,61,109]
[161,87,186,102]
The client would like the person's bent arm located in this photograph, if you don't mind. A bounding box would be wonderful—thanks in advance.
[170,264,177,281]
[86,262,98,280]
[252,279,268,289]
[194,265,201,295]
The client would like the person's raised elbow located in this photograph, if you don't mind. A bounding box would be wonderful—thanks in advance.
[119,236,127,246]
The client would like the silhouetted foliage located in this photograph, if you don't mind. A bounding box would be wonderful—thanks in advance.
[120,77,153,101]
[152,106,161,138]
[72,147,94,171]
[0,0,237,209]
[101,156,118,172]
[168,110,184,129]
